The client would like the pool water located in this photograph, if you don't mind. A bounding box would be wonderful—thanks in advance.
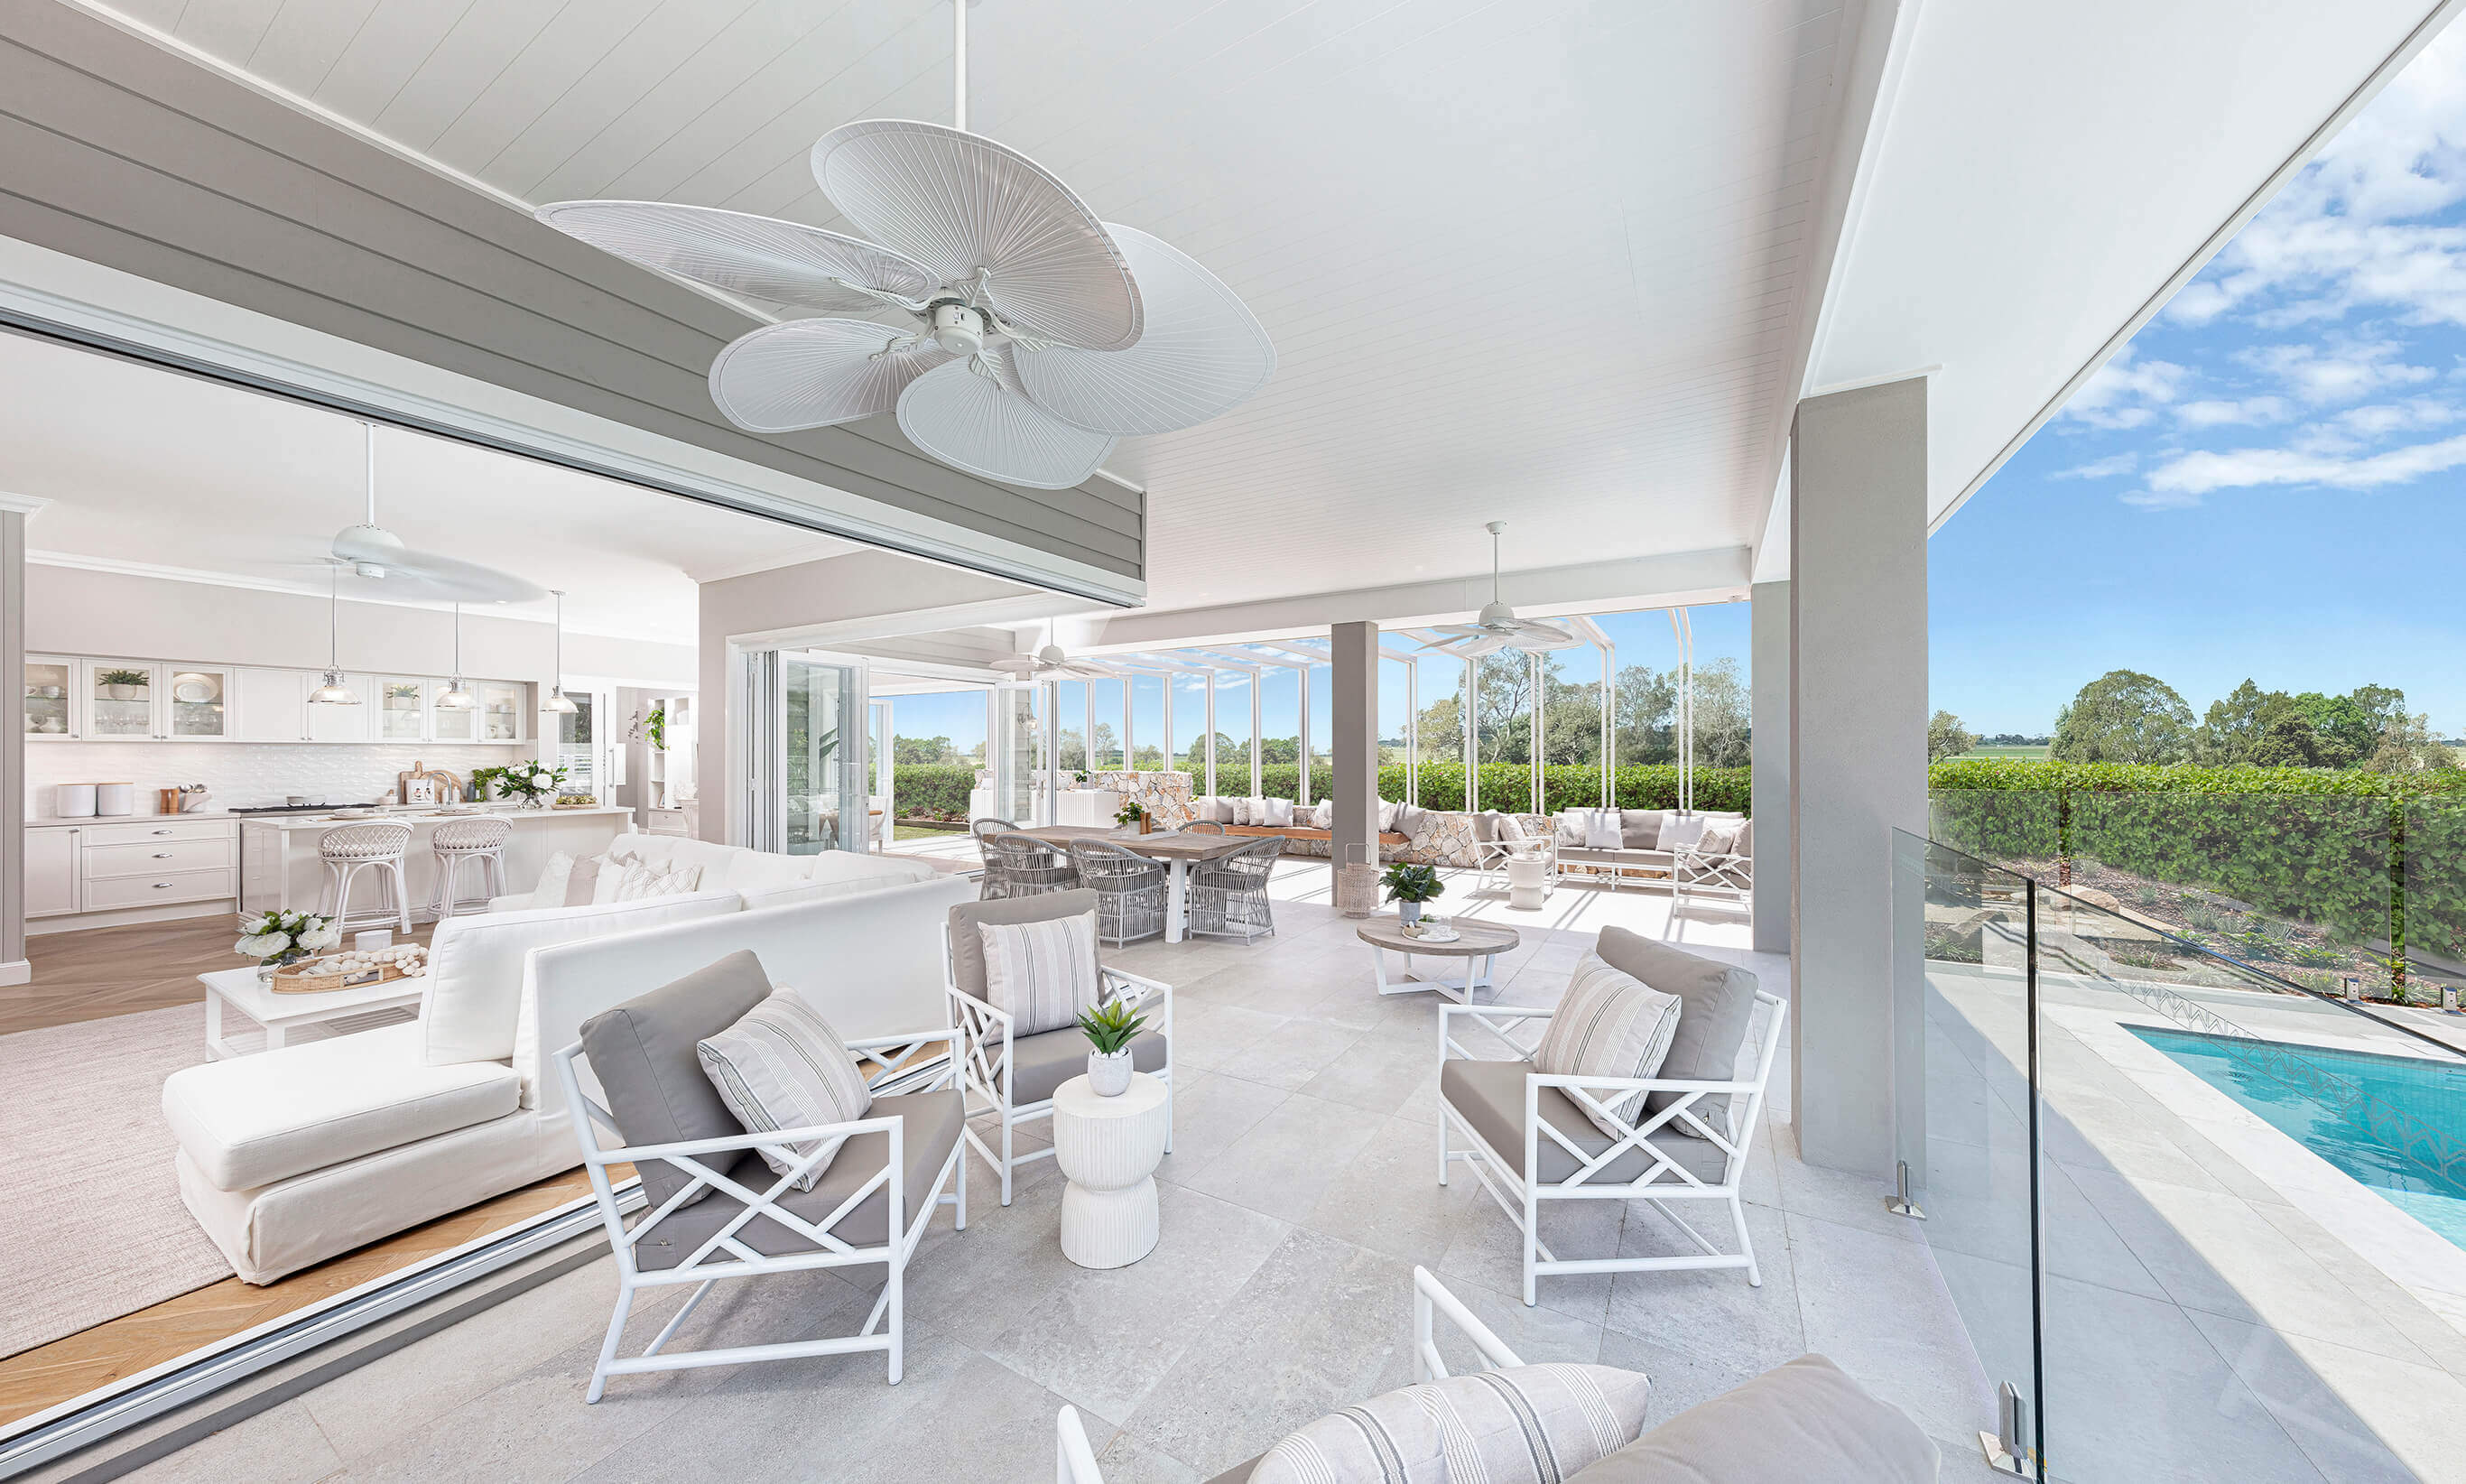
[2130,1025,2466,1248]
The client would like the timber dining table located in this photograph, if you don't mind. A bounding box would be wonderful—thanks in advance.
[1015,825,1253,944]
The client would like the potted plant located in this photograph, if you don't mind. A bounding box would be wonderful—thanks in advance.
[1076,998,1148,1097]
[236,908,338,979]
[97,667,148,700]
[1116,797,1149,834]
[1382,862,1444,925]
[496,761,568,808]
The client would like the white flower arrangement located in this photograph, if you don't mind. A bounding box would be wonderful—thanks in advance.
[236,908,338,966]
[497,761,570,802]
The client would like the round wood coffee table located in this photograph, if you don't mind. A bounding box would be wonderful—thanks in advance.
[1357,915,1520,1004]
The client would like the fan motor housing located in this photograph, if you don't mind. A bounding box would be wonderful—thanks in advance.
[928,301,987,357]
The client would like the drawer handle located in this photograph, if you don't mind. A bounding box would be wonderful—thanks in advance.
[153,851,174,858]
[153,882,173,889]
[152,830,173,836]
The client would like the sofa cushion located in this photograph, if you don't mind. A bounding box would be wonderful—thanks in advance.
[1440,1058,1730,1184]
[1566,1355,1938,1483]
[1003,1025,1168,1106]
[736,869,938,913]
[1251,1377,1446,1484]
[425,889,741,1069]
[1594,926,1759,1139]
[163,1023,519,1192]
[1618,810,1664,849]
[1655,813,1707,851]
[947,889,1102,1002]
[1534,953,1683,1137]
[1423,1363,1654,1481]
[528,849,606,909]
[697,987,874,1191]
[580,950,778,1210]
[629,1090,962,1267]
[980,911,1105,1034]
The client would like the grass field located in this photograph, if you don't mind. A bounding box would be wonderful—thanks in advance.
[1959,744,2053,760]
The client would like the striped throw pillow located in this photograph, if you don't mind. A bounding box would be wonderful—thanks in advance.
[1252,1383,1450,1484]
[1534,952,1683,1138]
[1251,1364,1652,1484]
[696,987,873,1192]
[978,911,1104,1036]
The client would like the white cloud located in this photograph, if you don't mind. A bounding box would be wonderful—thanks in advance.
[2239,339,2434,403]
[2062,349,2192,428]
[2055,453,2138,478]
[2143,431,2466,499]
[2174,396,2292,428]
[2119,487,2206,511]
[2332,397,2459,438]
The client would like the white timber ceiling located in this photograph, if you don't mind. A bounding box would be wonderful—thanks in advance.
[80,0,1851,617]
[0,330,861,640]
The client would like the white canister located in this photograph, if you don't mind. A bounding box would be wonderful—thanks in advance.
[53,783,97,818]
[95,782,135,817]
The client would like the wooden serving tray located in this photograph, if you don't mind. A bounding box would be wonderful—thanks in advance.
[268,956,421,995]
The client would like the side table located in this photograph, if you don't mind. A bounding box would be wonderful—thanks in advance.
[1051,1071,1171,1268]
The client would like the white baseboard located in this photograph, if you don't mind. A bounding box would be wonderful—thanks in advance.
[0,959,28,986]
[26,899,236,936]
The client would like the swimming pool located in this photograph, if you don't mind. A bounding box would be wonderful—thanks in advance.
[2129,1024,2466,1248]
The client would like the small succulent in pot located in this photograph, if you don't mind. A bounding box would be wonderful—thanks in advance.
[1382,862,1444,924]
[1076,997,1149,1096]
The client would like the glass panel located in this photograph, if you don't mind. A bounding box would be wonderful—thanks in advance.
[376,678,426,741]
[783,655,862,856]
[1129,674,1164,770]
[1171,673,1206,778]
[2406,798,2466,1012]
[992,682,1040,824]
[1259,666,1299,800]
[1087,677,1124,771]
[552,693,596,796]
[24,659,71,737]
[88,663,153,737]
[1215,670,1254,795]
[433,688,476,742]
[477,683,524,742]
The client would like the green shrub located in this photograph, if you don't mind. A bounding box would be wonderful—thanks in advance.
[892,765,976,817]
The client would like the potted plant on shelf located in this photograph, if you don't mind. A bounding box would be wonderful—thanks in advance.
[1076,998,1148,1097]
[1116,797,1149,835]
[97,667,148,700]
[236,908,338,979]
[1382,862,1444,926]
[496,761,568,809]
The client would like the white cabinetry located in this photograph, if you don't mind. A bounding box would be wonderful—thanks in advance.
[305,675,375,744]
[477,682,527,745]
[29,655,529,745]
[26,826,79,917]
[83,659,162,738]
[24,656,75,740]
[236,667,310,742]
[27,818,237,931]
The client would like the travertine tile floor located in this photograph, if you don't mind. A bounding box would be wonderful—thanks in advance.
[125,867,2007,1484]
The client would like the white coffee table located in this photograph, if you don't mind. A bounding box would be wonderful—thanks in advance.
[199,964,425,1060]
[1050,1071,1171,1269]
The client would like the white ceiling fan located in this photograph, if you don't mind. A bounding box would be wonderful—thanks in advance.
[317,423,545,606]
[1419,522,1581,656]
[992,625,1118,680]
[531,2,1274,492]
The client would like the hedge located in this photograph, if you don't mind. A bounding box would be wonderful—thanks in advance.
[893,765,976,816]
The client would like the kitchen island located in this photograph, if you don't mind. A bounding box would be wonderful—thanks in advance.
[238,804,630,922]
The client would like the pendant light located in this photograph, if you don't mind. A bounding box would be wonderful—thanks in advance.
[308,563,360,706]
[542,589,579,714]
[436,602,475,710]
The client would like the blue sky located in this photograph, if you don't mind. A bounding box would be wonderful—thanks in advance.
[1932,27,2466,737]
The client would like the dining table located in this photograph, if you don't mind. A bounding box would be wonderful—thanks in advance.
[1015,825,1253,944]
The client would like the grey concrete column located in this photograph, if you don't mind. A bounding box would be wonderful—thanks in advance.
[1329,622,1379,889]
[1751,580,1792,956]
[1790,377,1928,1176]
[1,502,28,986]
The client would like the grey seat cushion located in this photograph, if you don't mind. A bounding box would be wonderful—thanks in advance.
[1441,1058,1730,1184]
[1566,1354,1939,1482]
[579,949,776,1210]
[629,1090,963,1269]
[1593,926,1758,1138]
[949,888,1102,1000]
[1003,1025,1168,1106]
[1618,809,1665,849]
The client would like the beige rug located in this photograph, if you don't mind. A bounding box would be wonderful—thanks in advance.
[0,1005,234,1359]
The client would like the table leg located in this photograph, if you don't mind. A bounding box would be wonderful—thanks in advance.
[205,990,228,1060]
[1164,858,1188,944]
[264,1022,289,1051]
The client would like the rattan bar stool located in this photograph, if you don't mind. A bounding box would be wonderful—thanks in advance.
[317,821,414,932]
[427,815,513,920]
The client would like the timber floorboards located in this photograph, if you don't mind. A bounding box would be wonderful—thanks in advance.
[5,915,436,1036]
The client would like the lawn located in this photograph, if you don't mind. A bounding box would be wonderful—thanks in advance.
[1961,744,2052,761]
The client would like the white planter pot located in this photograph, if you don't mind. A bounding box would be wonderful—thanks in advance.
[1398,900,1423,926]
[1086,1049,1134,1097]
[106,684,139,700]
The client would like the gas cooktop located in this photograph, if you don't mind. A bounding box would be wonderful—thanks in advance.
[227,803,354,813]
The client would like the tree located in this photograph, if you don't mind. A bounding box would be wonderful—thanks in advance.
[2193,679,2282,766]
[1690,658,1752,767]
[892,734,958,765]
[2051,670,2194,764]
[1927,710,1978,763]
[2367,710,2457,774]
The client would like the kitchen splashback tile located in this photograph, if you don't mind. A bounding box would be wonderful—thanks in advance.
[26,743,529,818]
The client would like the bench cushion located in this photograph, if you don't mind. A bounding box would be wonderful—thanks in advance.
[1567,1355,1938,1482]
[164,1023,520,1192]
[1003,1025,1167,1106]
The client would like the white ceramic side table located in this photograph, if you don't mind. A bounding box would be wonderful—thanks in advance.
[1050,1071,1171,1269]
[1505,856,1550,909]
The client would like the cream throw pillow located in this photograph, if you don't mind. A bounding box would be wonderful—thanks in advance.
[1534,952,1684,1137]
[696,987,872,1191]
[530,849,607,909]
[978,911,1105,1035]
[608,859,703,903]
[1656,813,1709,851]
[1251,1363,1653,1484]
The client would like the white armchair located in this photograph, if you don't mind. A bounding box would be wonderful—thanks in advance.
[1471,812,1559,897]
[1437,988,1787,1306]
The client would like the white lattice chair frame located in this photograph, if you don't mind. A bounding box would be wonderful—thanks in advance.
[551,1026,966,1400]
[943,939,1173,1207]
[1054,1265,1520,1481]
[1671,843,1755,909]
[1471,814,1560,896]
[1437,990,1787,1306]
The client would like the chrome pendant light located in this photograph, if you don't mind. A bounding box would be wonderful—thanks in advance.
[309,564,359,706]
[542,590,579,715]
[436,602,475,710]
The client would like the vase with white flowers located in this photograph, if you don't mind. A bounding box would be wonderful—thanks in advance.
[236,908,338,979]
[496,761,568,808]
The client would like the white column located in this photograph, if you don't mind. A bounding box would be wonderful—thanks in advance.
[1790,376,1928,1176]
[0,498,28,986]
[1204,672,1217,795]
[1752,580,1792,956]
[1330,623,1377,889]
[1161,678,1173,778]
[1248,675,1262,797]
[1461,655,1476,812]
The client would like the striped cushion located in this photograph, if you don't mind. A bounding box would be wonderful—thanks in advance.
[1534,952,1683,1139]
[978,911,1104,1035]
[695,987,873,1192]
[1251,1364,1651,1484]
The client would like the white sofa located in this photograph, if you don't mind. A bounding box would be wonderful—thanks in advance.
[163,835,954,1284]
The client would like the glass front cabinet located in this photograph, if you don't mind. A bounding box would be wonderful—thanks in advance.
[24,656,73,740]
[165,667,232,738]
[23,657,530,742]
[477,682,526,744]
[85,659,160,738]
[375,677,429,742]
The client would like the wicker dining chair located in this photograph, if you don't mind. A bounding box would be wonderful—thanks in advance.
[1182,820,1227,835]
[1188,834,1282,943]
[980,832,1080,902]
[1066,839,1169,947]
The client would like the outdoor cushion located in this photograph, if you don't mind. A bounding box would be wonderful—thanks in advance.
[1472,811,1500,843]
[1002,1024,1168,1106]
[1618,810,1665,849]
[1250,1363,1652,1484]
[1655,813,1708,851]
[628,1090,962,1268]
[1250,1377,1447,1483]
[163,1022,518,1192]
[1534,953,1683,1136]
[979,910,1105,1034]
[947,888,1102,1002]
[527,849,606,908]
[1264,797,1296,826]
[1441,1058,1729,1184]
[1593,926,1759,1139]
[1567,1355,1939,1483]
[697,987,873,1191]
[1696,820,1744,856]
[579,949,777,1210]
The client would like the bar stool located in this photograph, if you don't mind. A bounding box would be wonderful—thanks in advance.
[427,816,512,920]
[318,822,413,933]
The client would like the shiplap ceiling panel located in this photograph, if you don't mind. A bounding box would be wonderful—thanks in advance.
[105,0,1842,613]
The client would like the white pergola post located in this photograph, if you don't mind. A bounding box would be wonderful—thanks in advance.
[1122,681,1133,772]
[1461,654,1476,812]
[1042,679,1061,824]
[1205,672,1218,794]
[1298,662,1312,806]
[1250,673,1262,795]
[1528,648,1543,815]
[1752,581,1791,955]
[1082,683,1096,775]
[1405,659,1418,807]
[1160,677,1173,775]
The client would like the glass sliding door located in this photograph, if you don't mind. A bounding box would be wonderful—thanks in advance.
[868,699,893,849]
[989,681,1044,826]
[746,650,872,856]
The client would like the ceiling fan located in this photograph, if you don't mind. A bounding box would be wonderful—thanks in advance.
[531,3,1274,492]
[1419,522,1581,656]
[304,424,545,606]
[992,626,1117,680]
